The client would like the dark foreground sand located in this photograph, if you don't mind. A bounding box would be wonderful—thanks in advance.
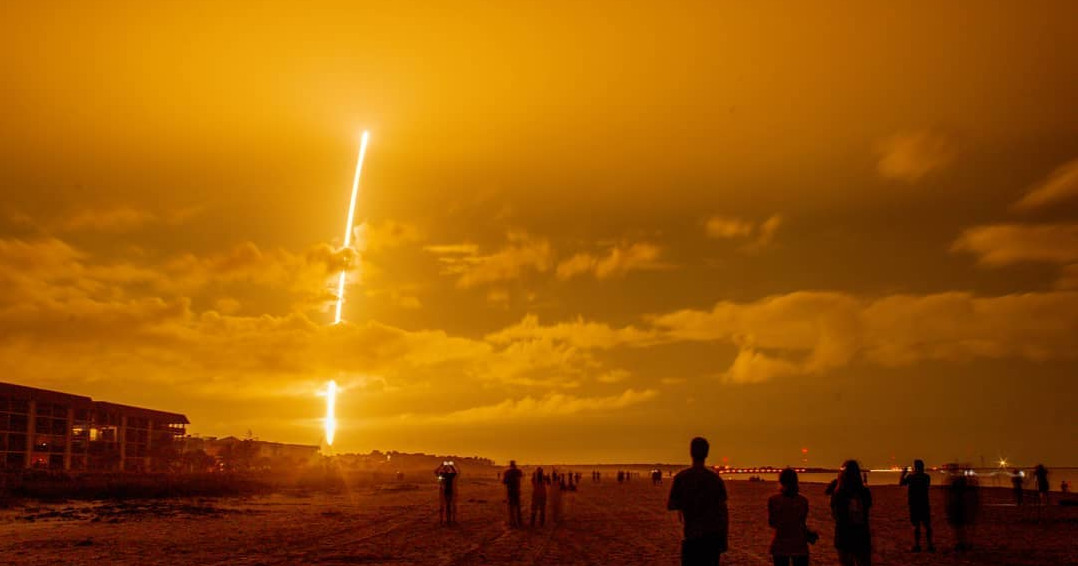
[2,476,1075,565]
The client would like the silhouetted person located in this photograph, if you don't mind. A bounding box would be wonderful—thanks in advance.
[824,475,839,496]
[503,460,524,528]
[769,468,812,566]
[1062,480,1070,494]
[900,460,934,552]
[435,461,459,525]
[618,470,624,484]
[1011,469,1024,506]
[946,471,979,551]
[830,460,872,566]
[1034,464,1049,506]
[667,437,728,566]
[530,467,547,527]
[551,475,565,523]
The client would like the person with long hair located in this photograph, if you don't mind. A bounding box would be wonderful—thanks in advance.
[830,460,872,566]
[768,468,812,566]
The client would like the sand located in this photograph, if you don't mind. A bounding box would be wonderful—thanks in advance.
[2,475,1075,565]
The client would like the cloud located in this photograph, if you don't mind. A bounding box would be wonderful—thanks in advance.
[704,214,783,252]
[653,291,1078,383]
[55,206,201,233]
[556,242,666,280]
[426,232,552,288]
[876,129,955,182]
[1056,264,1078,290]
[486,314,659,349]
[597,369,630,384]
[1012,158,1078,211]
[359,220,424,252]
[705,217,755,238]
[951,223,1078,266]
[385,389,659,425]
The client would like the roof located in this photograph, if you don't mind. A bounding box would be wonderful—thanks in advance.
[0,381,93,406]
[0,381,189,424]
[94,401,190,424]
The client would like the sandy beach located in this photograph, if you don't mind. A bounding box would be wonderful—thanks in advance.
[2,474,1075,565]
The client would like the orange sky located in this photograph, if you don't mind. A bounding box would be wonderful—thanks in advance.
[2,1,1077,466]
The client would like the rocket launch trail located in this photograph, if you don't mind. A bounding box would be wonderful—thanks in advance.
[325,131,369,448]
[334,130,370,325]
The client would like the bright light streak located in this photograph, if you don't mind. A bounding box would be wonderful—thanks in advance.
[324,380,338,446]
[334,131,370,325]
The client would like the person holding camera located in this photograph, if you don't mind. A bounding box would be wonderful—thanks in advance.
[434,461,459,525]
[768,467,815,566]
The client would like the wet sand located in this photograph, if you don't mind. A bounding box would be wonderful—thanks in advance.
[2,476,1075,565]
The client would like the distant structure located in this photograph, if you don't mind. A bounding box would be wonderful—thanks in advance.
[0,382,188,472]
[181,436,320,472]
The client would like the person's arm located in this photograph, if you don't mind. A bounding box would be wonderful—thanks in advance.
[899,468,909,486]
[666,476,681,511]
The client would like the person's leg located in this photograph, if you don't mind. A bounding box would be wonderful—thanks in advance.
[680,537,719,566]
[924,518,934,551]
[856,549,871,566]
[791,556,809,566]
[912,521,921,551]
[836,550,855,566]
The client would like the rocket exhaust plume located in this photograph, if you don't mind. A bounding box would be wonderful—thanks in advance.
[324,380,338,446]
[334,130,370,325]
[324,131,369,448]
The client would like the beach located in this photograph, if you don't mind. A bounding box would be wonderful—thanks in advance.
[2,473,1075,565]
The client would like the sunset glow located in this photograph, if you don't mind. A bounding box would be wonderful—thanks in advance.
[1,3,1075,467]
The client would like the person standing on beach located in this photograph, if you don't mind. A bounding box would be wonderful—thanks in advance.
[830,460,872,566]
[504,460,524,527]
[1011,469,1024,506]
[434,461,459,525]
[1034,464,1050,506]
[899,460,934,552]
[769,468,812,566]
[530,466,548,527]
[667,437,728,566]
[946,471,979,551]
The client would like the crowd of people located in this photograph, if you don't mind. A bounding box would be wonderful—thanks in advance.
[435,439,1062,565]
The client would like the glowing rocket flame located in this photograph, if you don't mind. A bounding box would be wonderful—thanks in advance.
[324,380,338,446]
[334,131,370,325]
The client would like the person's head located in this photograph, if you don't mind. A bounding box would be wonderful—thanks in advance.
[690,437,710,463]
[779,467,799,495]
[839,459,864,491]
[536,466,543,475]
[914,459,925,473]
[510,460,517,469]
